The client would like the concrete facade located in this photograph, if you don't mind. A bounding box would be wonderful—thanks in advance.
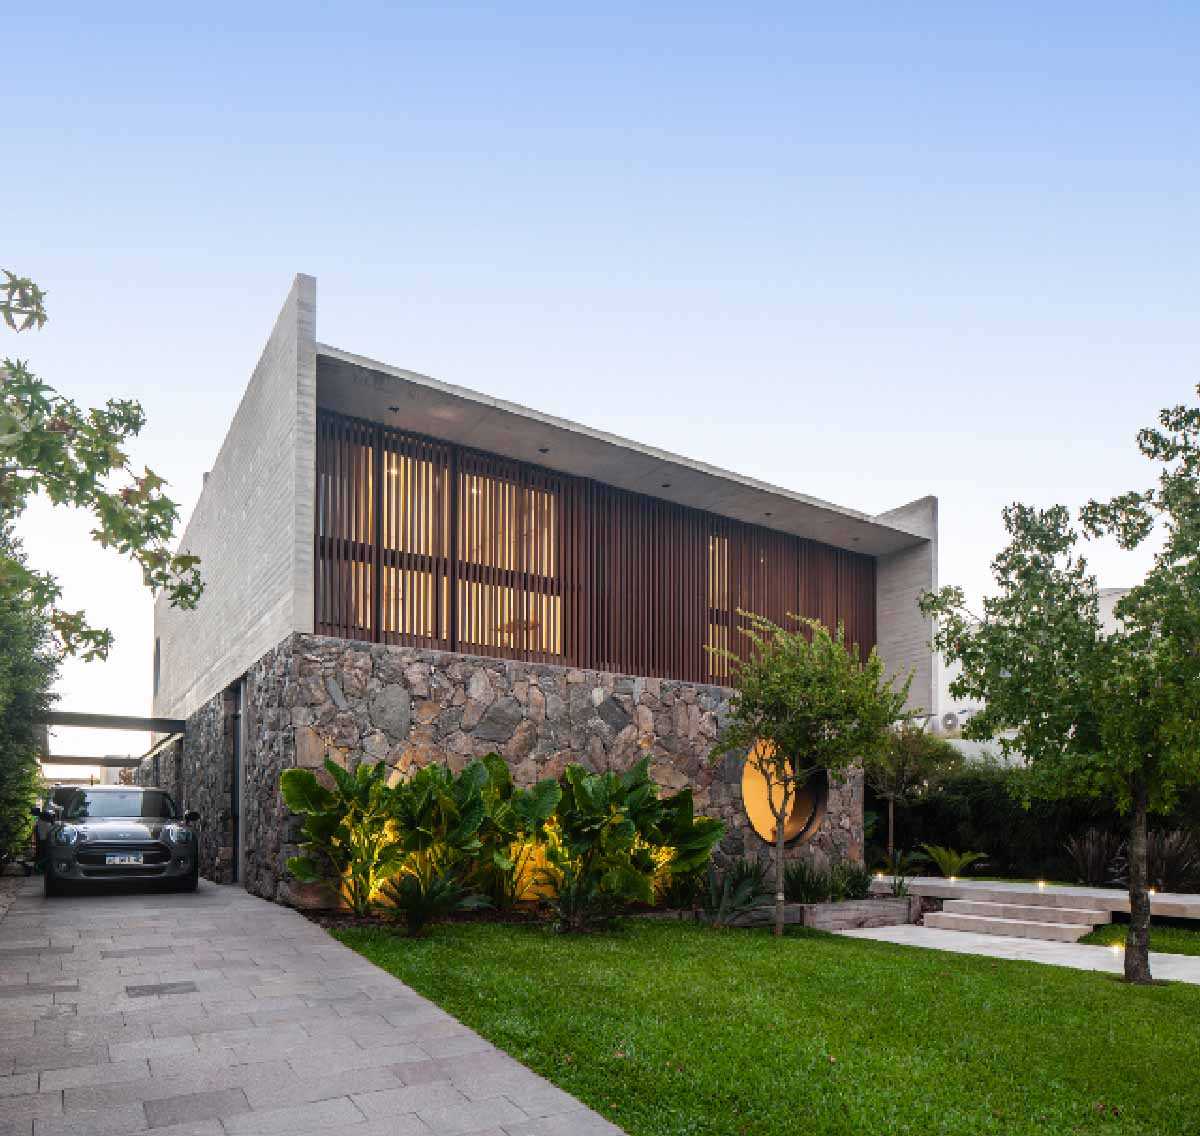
[153,274,316,720]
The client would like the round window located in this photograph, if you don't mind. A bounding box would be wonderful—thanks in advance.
[740,740,829,845]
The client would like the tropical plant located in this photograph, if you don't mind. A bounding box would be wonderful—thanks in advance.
[700,864,773,928]
[475,753,562,908]
[376,855,490,937]
[0,527,55,863]
[281,758,404,916]
[884,849,927,897]
[864,724,960,859]
[537,761,660,931]
[919,844,986,879]
[922,386,1200,982]
[1064,828,1123,887]
[830,861,873,901]
[389,759,489,858]
[1,269,201,658]
[711,613,912,935]
[784,860,833,904]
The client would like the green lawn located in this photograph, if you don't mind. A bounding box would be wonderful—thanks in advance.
[335,920,1200,1136]
[1080,921,1200,957]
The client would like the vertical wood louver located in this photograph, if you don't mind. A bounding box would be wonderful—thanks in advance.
[315,409,876,683]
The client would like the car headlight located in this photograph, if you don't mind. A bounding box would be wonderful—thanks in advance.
[163,824,193,844]
[53,825,80,846]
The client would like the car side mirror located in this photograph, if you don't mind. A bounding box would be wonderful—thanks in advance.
[183,810,201,823]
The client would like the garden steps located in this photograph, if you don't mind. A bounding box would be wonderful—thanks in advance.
[940,899,1111,926]
[924,908,1103,942]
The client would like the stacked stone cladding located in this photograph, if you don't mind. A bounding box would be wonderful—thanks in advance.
[146,633,864,904]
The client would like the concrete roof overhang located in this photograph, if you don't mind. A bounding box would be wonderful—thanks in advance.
[316,344,930,559]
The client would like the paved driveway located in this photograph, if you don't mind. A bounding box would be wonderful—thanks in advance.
[0,879,622,1136]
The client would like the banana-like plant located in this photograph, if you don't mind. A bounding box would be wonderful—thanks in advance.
[389,759,490,857]
[475,753,562,907]
[281,758,404,916]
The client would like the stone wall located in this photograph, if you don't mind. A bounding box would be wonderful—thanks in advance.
[149,632,864,904]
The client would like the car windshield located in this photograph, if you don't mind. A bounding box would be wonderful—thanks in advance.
[64,790,177,821]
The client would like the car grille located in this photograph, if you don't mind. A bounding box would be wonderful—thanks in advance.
[76,841,172,867]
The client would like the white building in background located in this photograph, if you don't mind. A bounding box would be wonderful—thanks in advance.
[935,586,1134,764]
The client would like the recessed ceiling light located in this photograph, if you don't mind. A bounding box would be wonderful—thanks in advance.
[764,511,773,517]
[538,447,550,454]
[661,482,672,489]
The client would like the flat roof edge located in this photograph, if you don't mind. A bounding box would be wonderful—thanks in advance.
[316,342,931,551]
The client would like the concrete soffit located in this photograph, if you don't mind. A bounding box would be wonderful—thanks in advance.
[313,342,933,559]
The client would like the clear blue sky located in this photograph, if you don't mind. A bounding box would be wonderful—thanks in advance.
[5,3,1198,762]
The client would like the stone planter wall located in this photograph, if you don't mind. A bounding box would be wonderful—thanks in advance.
[144,632,864,905]
[731,896,914,930]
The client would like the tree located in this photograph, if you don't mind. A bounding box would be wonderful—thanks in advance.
[0,526,56,862]
[1,270,201,658]
[711,614,911,936]
[864,723,960,860]
[921,388,1200,983]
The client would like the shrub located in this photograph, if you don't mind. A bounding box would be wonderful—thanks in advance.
[784,861,832,904]
[919,844,986,878]
[1064,828,1123,886]
[830,861,873,901]
[376,856,490,937]
[701,864,772,928]
[281,759,404,916]
[1112,830,1200,893]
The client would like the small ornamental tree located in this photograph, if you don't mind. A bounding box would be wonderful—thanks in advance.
[1,270,201,657]
[864,723,961,860]
[921,387,1200,984]
[711,614,911,936]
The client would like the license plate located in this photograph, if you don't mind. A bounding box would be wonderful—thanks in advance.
[105,852,143,866]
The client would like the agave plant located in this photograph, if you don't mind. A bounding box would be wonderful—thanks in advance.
[281,758,404,916]
[700,864,773,928]
[1064,828,1124,886]
[919,844,986,879]
[1112,829,1200,893]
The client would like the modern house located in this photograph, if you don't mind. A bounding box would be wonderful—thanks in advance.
[144,275,938,902]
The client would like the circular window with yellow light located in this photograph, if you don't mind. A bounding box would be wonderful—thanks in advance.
[741,741,829,845]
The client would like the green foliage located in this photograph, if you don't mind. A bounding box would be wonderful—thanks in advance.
[475,752,562,908]
[884,849,927,897]
[711,613,911,934]
[1,268,201,658]
[1064,828,1123,887]
[282,758,404,916]
[539,760,663,931]
[783,860,832,904]
[376,855,490,937]
[921,386,1200,981]
[831,861,873,901]
[863,723,960,856]
[700,864,772,927]
[0,527,56,862]
[918,844,985,878]
[389,758,489,856]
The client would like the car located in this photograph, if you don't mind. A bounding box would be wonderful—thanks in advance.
[41,786,201,897]
[30,785,78,869]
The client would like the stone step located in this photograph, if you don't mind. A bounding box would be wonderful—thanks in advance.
[923,911,1093,942]
[942,900,1110,925]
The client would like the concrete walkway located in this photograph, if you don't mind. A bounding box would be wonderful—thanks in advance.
[0,878,623,1136]
[839,923,1200,984]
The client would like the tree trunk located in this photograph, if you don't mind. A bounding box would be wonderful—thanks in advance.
[1125,777,1153,984]
[887,797,895,861]
[774,812,786,938]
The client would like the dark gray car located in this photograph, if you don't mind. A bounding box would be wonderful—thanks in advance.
[42,786,200,897]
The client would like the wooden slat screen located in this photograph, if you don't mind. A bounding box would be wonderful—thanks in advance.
[315,409,877,684]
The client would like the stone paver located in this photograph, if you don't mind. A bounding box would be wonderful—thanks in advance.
[0,879,624,1136]
[840,922,1200,983]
